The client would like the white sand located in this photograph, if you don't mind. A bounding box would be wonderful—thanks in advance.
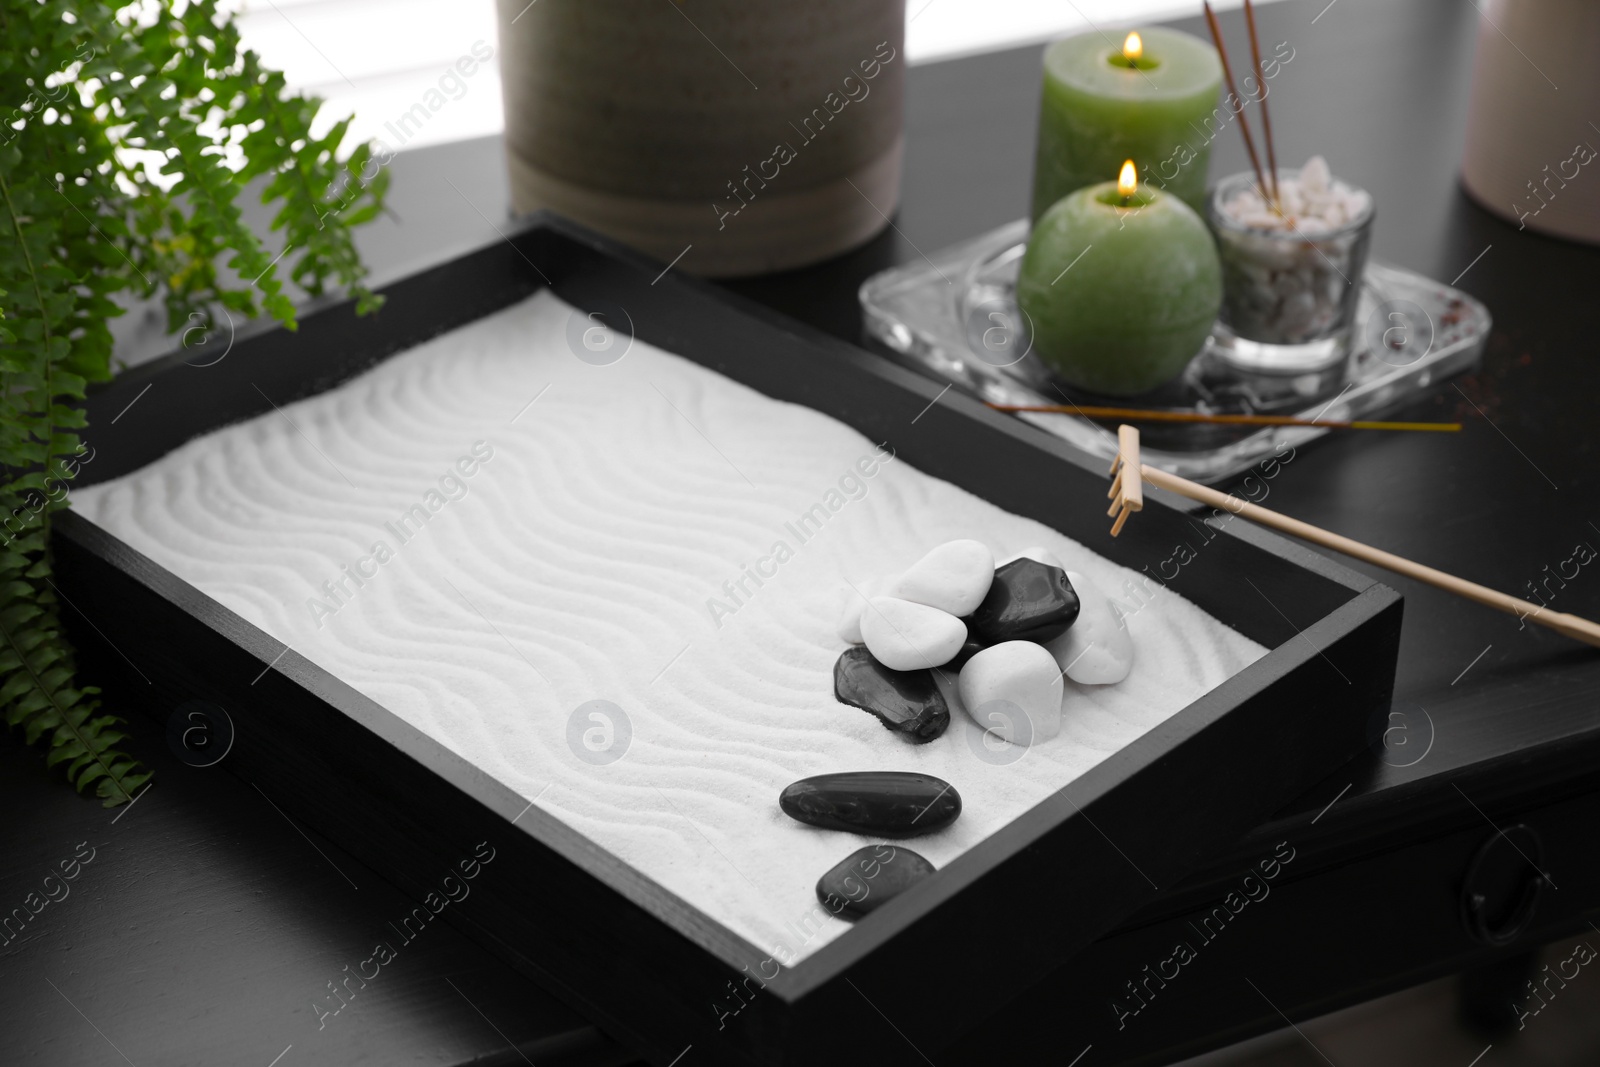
[76,292,1265,963]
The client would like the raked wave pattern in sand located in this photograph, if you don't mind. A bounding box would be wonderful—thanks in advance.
[75,291,1265,962]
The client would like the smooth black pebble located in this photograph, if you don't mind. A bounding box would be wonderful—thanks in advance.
[947,640,986,670]
[779,771,961,838]
[833,646,950,742]
[965,557,1080,644]
[816,845,936,920]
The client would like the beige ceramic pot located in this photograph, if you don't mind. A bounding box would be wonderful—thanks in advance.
[496,0,906,276]
[1460,0,1600,244]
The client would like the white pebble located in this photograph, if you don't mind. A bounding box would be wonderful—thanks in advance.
[835,575,895,644]
[958,641,1063,744]
[1300,154,1331,194]
[998,545,1065,572]
[890,539,994,617]
[860,596,966,671]
[1218,155,1365,237]
[1045,571,1133,685]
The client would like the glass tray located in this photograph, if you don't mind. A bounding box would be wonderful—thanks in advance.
[860,219,1491,483]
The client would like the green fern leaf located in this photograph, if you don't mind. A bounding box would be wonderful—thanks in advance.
[1,0,384,805]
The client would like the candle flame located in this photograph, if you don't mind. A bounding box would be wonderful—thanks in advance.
[1122,31,1143,61]
[1118,159,1138,198]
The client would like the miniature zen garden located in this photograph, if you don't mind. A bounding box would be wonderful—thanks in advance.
[14,0,1591,978]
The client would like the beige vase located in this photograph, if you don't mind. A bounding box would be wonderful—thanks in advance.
[496,0,906,277]
[1460,0,1600,243]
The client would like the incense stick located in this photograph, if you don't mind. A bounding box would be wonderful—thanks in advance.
[1241,0,1280,206]
[1202,1,1271,203]
[986,403,1461,432]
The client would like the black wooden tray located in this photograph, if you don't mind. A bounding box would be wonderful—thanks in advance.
[54,213,1403,1067]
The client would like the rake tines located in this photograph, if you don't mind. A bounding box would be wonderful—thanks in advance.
[1106,425,1144,537]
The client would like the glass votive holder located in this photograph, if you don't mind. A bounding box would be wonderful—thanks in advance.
[1206,167,1375,375]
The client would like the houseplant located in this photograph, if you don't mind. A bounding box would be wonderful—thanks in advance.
[1,0,386,804]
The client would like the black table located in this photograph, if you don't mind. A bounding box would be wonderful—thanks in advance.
[8,1,1599,1064]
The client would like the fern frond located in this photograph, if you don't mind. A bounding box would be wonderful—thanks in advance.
[0,0,386,804]
[0,569,148,804]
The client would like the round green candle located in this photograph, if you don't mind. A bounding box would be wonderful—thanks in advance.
[1017,172,1221,397]
[1031,26,1222,220]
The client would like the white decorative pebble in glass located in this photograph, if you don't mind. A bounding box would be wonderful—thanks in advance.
[1206,161,1376,375]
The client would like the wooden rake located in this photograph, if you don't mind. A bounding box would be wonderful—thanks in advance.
[1107,425,1600,649]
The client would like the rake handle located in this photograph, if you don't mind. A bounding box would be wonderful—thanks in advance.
[1139,464,1600,649]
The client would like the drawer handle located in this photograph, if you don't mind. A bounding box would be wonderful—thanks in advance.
[1459,823,1546,947]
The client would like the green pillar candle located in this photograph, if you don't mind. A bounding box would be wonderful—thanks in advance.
[1031,26,1222,219]
[1017,171,1221,397]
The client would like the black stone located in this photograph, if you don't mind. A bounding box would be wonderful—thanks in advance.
[779,772,961,838]
[965,558,1080,644]
[947,640,986,670]
[833,647,950,743]
[816,845,937,920]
